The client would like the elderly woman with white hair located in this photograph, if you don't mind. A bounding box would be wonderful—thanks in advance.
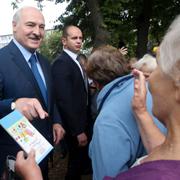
[131,54,157,78]
[104,14,180,180]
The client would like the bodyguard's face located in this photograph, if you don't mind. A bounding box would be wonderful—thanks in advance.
[62,26,83,53]
[13,7,45,52]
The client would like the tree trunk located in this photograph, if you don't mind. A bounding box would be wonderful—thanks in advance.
[136,0,152,58]
[86,0,110,49]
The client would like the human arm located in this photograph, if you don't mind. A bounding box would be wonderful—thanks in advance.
[132,69,165,153]
[15,150,43,180]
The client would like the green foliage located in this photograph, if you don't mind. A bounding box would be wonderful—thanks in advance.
[56,0,139,56]
[39,30,62,62]
[56,0,94,48]
[25,0,180,57]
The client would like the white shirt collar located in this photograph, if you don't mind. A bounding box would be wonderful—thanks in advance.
[63,48,84,77]
[63,48,78,60]
[13,38,35,62]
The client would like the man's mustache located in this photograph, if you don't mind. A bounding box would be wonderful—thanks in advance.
[29,35,41,40]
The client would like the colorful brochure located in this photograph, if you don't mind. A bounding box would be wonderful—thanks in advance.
[0,110,53,164]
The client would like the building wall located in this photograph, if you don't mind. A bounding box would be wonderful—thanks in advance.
[0,34,13,48]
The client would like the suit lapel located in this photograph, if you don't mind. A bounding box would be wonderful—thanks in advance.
[8,41,48,108]
[63,51,87,93]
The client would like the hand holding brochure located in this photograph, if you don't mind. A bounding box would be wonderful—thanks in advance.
[0,110,53,164]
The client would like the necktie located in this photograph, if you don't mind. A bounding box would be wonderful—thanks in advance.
[76,56,89,105]
[83,70,89,93]
[76,56,88,92]
[29,54,48,105]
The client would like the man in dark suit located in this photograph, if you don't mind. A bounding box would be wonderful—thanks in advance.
[0,6,65,180]
[52,25,92,180]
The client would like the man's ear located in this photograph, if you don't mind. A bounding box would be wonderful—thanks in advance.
[12,21,17,33]
[61,37,66,46]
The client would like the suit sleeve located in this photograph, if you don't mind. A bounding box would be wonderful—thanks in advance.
[0,72,14,118]
[52,103,63,124]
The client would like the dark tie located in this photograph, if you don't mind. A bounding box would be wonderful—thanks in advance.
[76,56,89,105]
[83,71,89,93]
[29,54,48,105]
[76,56,88,92]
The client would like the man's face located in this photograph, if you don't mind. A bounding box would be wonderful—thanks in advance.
[62,26,83,53]
[13,7,45,52]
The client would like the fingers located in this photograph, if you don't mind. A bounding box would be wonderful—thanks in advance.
[132,69,147,114]
[79,139,88,146]
[53,129,57,144]
[28,149,36,160]
[15,98,48,120]
[135,70,146,96]
[53,124,65,145]
[16,150,35,162]
[16,151,25,161]
[119,46,128,55]
[32,99,48,119]
[77,133,88,146]
[132,69,146,88]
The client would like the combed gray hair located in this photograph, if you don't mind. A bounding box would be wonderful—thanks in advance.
[132,54,157,73]
[12,8,22,23]
[12,6,40,23]
[159,14,180,81]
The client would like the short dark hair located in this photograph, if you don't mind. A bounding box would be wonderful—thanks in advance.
[62,25,79,38]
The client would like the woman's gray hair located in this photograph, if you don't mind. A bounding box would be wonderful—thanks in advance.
[159,14,180,82]
[131,54,157,73]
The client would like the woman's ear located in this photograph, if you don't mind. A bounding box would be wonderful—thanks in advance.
[174,75,180,102]
[175,87,180,103]
[170,61,180,102]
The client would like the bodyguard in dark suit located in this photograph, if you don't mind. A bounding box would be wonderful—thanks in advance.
[52,25,92,180]
[0,6,65,179]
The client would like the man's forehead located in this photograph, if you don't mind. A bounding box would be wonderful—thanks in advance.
[20,8,44,21]
[67,26,81,32]
[67,29,82,37]
[20,14,45,25]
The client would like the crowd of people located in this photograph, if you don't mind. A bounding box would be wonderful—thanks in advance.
[0,4,179,180]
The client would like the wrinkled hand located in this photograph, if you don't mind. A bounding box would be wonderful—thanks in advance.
[119,46,128,55]
[53,124,65,145]
[77,132,88,146]
[132,69,147,116]
[15,150,43,180]
[15,98,48,120]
